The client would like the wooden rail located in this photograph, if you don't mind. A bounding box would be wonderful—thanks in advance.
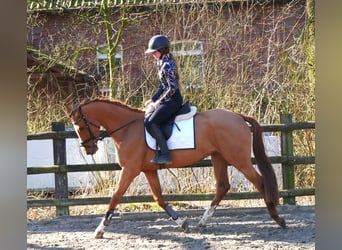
[27,114,315,216]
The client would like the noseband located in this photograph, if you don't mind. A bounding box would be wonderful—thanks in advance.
[72,107,103,149]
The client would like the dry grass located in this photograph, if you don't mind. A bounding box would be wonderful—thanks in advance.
[27,196,315,222]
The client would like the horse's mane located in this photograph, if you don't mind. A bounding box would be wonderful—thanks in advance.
[79,98,144,114]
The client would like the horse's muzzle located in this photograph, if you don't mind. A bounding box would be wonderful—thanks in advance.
[81,144,98,155]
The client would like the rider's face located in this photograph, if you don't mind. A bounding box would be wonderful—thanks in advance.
[152,51,161,60]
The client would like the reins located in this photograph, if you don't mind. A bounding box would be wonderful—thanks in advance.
[99,118,138,139]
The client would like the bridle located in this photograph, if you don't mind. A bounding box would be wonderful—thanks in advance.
[71,106,137,150]
[72,106,102,150]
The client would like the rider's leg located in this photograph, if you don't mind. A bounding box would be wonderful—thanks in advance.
[145,103,176,165]
[148,123,172,164]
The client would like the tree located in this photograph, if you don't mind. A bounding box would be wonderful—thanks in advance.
[100,2,127,99]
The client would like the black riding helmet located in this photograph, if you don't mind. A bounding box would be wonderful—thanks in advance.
[145,35,170,54]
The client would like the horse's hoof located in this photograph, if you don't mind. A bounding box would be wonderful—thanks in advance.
[279,219,286,228]
[197,222,206,229]
[278,218,286,228]
[94,231,104,239]
[181,219,189,233]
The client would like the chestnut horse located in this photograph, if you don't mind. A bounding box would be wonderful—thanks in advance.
[69,98,285,238]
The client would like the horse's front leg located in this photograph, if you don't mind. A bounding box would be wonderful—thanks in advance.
[94,168,138,239]
[144,170,189,232]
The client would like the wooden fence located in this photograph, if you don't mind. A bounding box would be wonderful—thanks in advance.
[27,114,315,216]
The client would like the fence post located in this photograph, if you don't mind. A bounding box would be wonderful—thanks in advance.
[280,114,296,205]
[52,122,69,216]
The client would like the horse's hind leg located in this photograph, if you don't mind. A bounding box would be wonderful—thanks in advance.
[198,153,230,227]
[144,170,189,231]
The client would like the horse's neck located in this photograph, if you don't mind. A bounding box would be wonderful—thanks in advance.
[88,102,142,129]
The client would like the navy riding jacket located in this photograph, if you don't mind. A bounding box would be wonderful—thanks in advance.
[151,55,183,104]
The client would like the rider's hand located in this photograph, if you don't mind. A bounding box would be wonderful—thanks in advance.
[153,100,160,109]
[144,99,152,107]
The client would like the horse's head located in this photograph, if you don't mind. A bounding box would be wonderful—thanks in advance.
[69,106,101,155]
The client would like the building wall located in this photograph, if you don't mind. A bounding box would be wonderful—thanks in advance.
[27,2,306,95]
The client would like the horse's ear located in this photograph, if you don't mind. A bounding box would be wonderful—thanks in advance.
[64,104,74,116]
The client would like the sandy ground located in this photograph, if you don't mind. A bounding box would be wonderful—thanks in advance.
[27,205,314,249]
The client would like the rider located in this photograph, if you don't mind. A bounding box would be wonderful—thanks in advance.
[144,35,184,165]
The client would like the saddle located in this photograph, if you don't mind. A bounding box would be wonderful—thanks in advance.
[144,100,197,140]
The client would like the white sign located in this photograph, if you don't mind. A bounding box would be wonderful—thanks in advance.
[27,138,115,190]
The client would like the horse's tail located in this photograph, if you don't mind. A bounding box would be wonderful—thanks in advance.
[241,114,279,206]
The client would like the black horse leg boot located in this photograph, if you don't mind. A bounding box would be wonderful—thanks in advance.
[149,124,172,164]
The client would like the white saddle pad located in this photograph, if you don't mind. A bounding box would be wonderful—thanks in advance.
[145,117,195,151]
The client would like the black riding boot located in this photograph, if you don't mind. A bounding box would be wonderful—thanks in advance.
[149,124,172,164]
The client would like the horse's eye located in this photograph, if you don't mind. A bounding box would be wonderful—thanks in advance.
[79,126,85,131]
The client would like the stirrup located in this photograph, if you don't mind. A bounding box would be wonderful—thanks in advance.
[151,153,172,165]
